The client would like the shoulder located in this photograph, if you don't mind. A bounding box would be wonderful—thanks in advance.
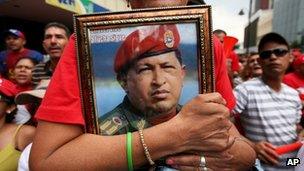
[27,49,43,59]
[99,104,129,135]
[234,78,258,91]
[282,83,299,95]
[16,125,35,151]
[33,62,47,70]
[0,50,7,59]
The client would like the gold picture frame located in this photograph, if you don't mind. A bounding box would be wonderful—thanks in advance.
[74,5,214,134]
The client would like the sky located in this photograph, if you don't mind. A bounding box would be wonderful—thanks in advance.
[205,0,250,45]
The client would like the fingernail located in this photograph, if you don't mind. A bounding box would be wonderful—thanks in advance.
[166,158,174,165]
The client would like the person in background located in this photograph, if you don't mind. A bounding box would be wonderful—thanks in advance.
[0,29,43,78]
[11,57,37,93]
[232,32,302,170]
[31,22,70,85]
[237,52,263,84]
[0,78,35,171]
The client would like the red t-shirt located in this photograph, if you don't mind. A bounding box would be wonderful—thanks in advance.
[283,72,304,100]
[35,34,236,126]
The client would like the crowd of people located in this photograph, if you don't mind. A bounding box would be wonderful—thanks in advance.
[1,1,304,171]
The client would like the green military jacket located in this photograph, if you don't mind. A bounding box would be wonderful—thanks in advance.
[99,96,181,136]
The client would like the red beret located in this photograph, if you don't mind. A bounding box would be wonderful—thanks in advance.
[114,24,180,73]
[0,78,17,98]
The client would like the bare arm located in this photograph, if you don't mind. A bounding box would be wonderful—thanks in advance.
[30,120,184,170]
[30,93,232,170]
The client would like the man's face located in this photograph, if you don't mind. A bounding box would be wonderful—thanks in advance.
[258,42,292,77]
[13,58,34,85]
[122,51,185,116]
[248,54,262,77]
[43,27,69,59]
[5,35,25,51]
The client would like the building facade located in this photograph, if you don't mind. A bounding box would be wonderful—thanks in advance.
[272,0,304,49]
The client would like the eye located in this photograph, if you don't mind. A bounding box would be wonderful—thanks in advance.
[163,65,176,70]
[137,67,150,73]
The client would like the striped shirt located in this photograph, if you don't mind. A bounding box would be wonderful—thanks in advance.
[232,77,302,171]
[32,61,52,85]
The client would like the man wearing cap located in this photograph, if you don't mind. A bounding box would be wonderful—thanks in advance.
[99,24,255,170]
[232,32,302,170]
[31,22,70,85]
[0,29,43,78]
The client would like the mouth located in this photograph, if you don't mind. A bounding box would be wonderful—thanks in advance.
[151,89,170,99]
[49,47,61,53]
[253,65,261,70]
[15,75,29,81]
[268,63,281,68]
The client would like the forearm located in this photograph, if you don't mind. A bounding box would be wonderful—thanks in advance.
[30,120,181,170]
[228,125,256,170]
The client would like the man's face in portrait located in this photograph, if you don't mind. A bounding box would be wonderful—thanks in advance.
[122,51,185,116]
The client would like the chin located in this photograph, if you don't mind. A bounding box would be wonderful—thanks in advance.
[151,101,176,113]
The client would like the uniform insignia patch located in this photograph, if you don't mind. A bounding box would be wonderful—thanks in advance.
[100,120,111,130]
[113,116,122,126]
[164,30,174,48]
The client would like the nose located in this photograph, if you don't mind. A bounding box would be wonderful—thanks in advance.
[152,69,166,86]
[50,36,58,44]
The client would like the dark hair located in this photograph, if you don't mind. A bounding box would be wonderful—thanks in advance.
[5,108,17,123]
[0,94,16,123]
[258,32,289,53]
[14,56,38,68]
[117,49,183,80]
[187,0,206,5]
[44,22,71,38]
[213,29,227,35]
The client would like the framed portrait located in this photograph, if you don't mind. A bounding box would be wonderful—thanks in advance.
[74,5,214,134]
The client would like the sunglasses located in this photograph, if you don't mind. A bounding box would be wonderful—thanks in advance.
[259,48,289,60]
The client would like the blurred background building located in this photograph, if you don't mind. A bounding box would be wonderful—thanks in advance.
[272,0,304,50]
[243,0,273,53]
[243,0,304,53]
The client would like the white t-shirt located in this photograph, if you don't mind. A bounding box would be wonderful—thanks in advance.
[18,143,32,171]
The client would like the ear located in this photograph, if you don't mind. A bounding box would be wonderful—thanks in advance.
[6,104,16,114]
[22,39,26,46]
